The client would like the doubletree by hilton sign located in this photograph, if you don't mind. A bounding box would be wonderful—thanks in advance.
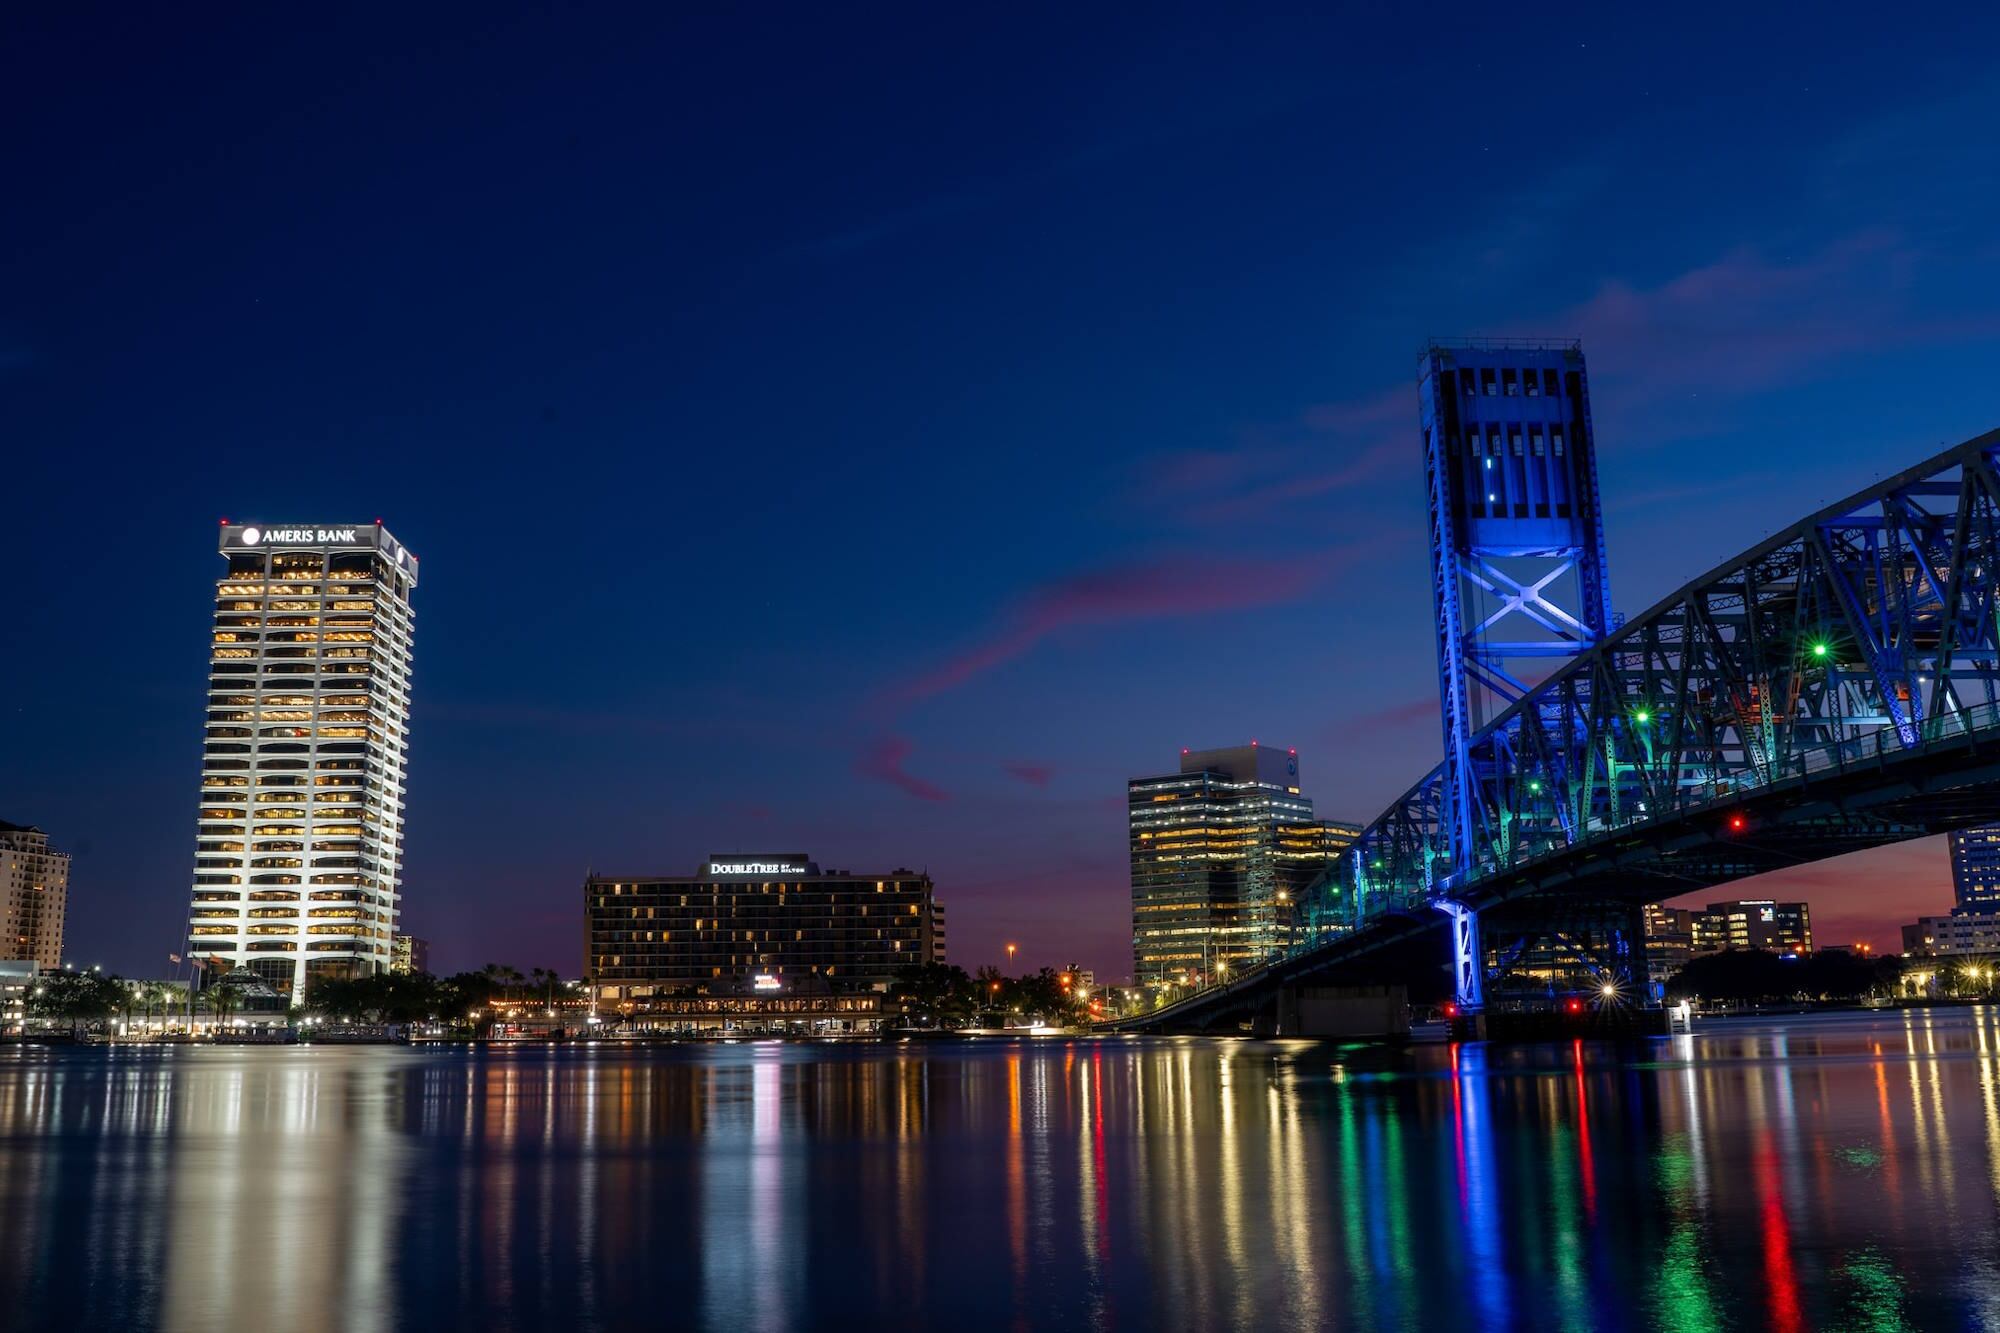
[707,857,810,877]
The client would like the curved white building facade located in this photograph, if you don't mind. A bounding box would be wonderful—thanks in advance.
[185,522,418,996]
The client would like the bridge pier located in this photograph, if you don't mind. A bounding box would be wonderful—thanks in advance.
[1474,896,1654,1005]
[1274,984,1410,1039]
[1433,898,1484,1014]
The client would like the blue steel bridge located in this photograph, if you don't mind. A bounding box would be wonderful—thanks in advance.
[1127,425,2000,1034]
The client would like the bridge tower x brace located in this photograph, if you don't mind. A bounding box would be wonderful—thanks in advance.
[1419,340,1616,1011]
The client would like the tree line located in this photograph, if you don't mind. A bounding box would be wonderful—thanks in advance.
[20,963,578,1035]
[303,964,577,1024]
[1664,948,1905,1003]
[888,963,1090,1028]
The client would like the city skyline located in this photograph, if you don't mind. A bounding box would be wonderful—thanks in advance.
[7,10,2000,981]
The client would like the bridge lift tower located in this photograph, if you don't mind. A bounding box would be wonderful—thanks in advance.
[1418,339,1637,1012]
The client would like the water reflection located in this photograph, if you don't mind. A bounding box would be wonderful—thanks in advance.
[12,1013,2000,1328]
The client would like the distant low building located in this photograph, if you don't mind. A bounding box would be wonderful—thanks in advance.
[391,934,431,975]
[1902,913,2000,958]
[1,821,70,970]
[1643,904,1696,981]
[0,960,34,1035]
[1690,899,1812,958]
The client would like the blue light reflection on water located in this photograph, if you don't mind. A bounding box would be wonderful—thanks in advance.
[5,1012,2000,1329]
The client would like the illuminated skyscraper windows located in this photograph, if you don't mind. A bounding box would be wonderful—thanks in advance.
[183,523,418,995]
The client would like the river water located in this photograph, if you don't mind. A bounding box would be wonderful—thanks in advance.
[2,1010,1997,1330]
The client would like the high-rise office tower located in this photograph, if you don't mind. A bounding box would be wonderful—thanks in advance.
[1129,744,1356,987]
[1950,829,2000,914]
[0,821,70,969]
[185,522,419,996]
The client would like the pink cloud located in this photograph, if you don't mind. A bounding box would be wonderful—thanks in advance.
[1147,231,2000,530]
[1003,761,1052,788]
[853,734,950,803]
[1141,387,1412,523]
[1509,231,2000,421]
[894,549,1347,703]
[1350,696,1439,735]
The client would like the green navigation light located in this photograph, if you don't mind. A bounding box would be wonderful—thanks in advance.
[1633,708,1651,724]
[1811,641,1830,659]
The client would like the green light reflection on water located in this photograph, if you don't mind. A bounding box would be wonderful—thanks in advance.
[1651,1137,1722,1333]
[1832,1247,1910,1333]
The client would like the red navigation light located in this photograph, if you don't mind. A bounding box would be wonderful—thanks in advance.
[375,517,383,525]
[1565,998,1583,1014]
[1251,739,1258,747]
[1728,814,1747,832]
[1288,748,1296,756]
[219,517,229,525]
[1444,1002,1457,1018]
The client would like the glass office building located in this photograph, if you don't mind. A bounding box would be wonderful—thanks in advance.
[184,522,419,996]
[1130,744,1357,987]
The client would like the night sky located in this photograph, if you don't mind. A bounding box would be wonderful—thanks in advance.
[6,8,2000,981]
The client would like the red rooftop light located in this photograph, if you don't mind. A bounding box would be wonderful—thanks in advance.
[1728,814,1747,832]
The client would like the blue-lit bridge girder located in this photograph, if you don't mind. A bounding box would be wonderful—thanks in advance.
[1434,898,1483,1011]
[1294,431,2000,968]
[1422,341,1613,917]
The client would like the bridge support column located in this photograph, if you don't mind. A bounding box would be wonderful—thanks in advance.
[1276,985,1410,1039]
[1611,900,1654,1006]
[1434,898,1484,1013]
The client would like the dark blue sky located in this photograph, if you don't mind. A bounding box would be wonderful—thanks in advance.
[6,7,2000,979]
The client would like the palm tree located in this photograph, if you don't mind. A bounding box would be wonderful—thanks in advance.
[203,981,237,1034]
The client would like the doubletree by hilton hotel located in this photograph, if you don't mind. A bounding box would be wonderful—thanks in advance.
[585,855,946,1020]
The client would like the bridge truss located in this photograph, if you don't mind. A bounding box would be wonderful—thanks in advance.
[1290,428,2000,1007]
